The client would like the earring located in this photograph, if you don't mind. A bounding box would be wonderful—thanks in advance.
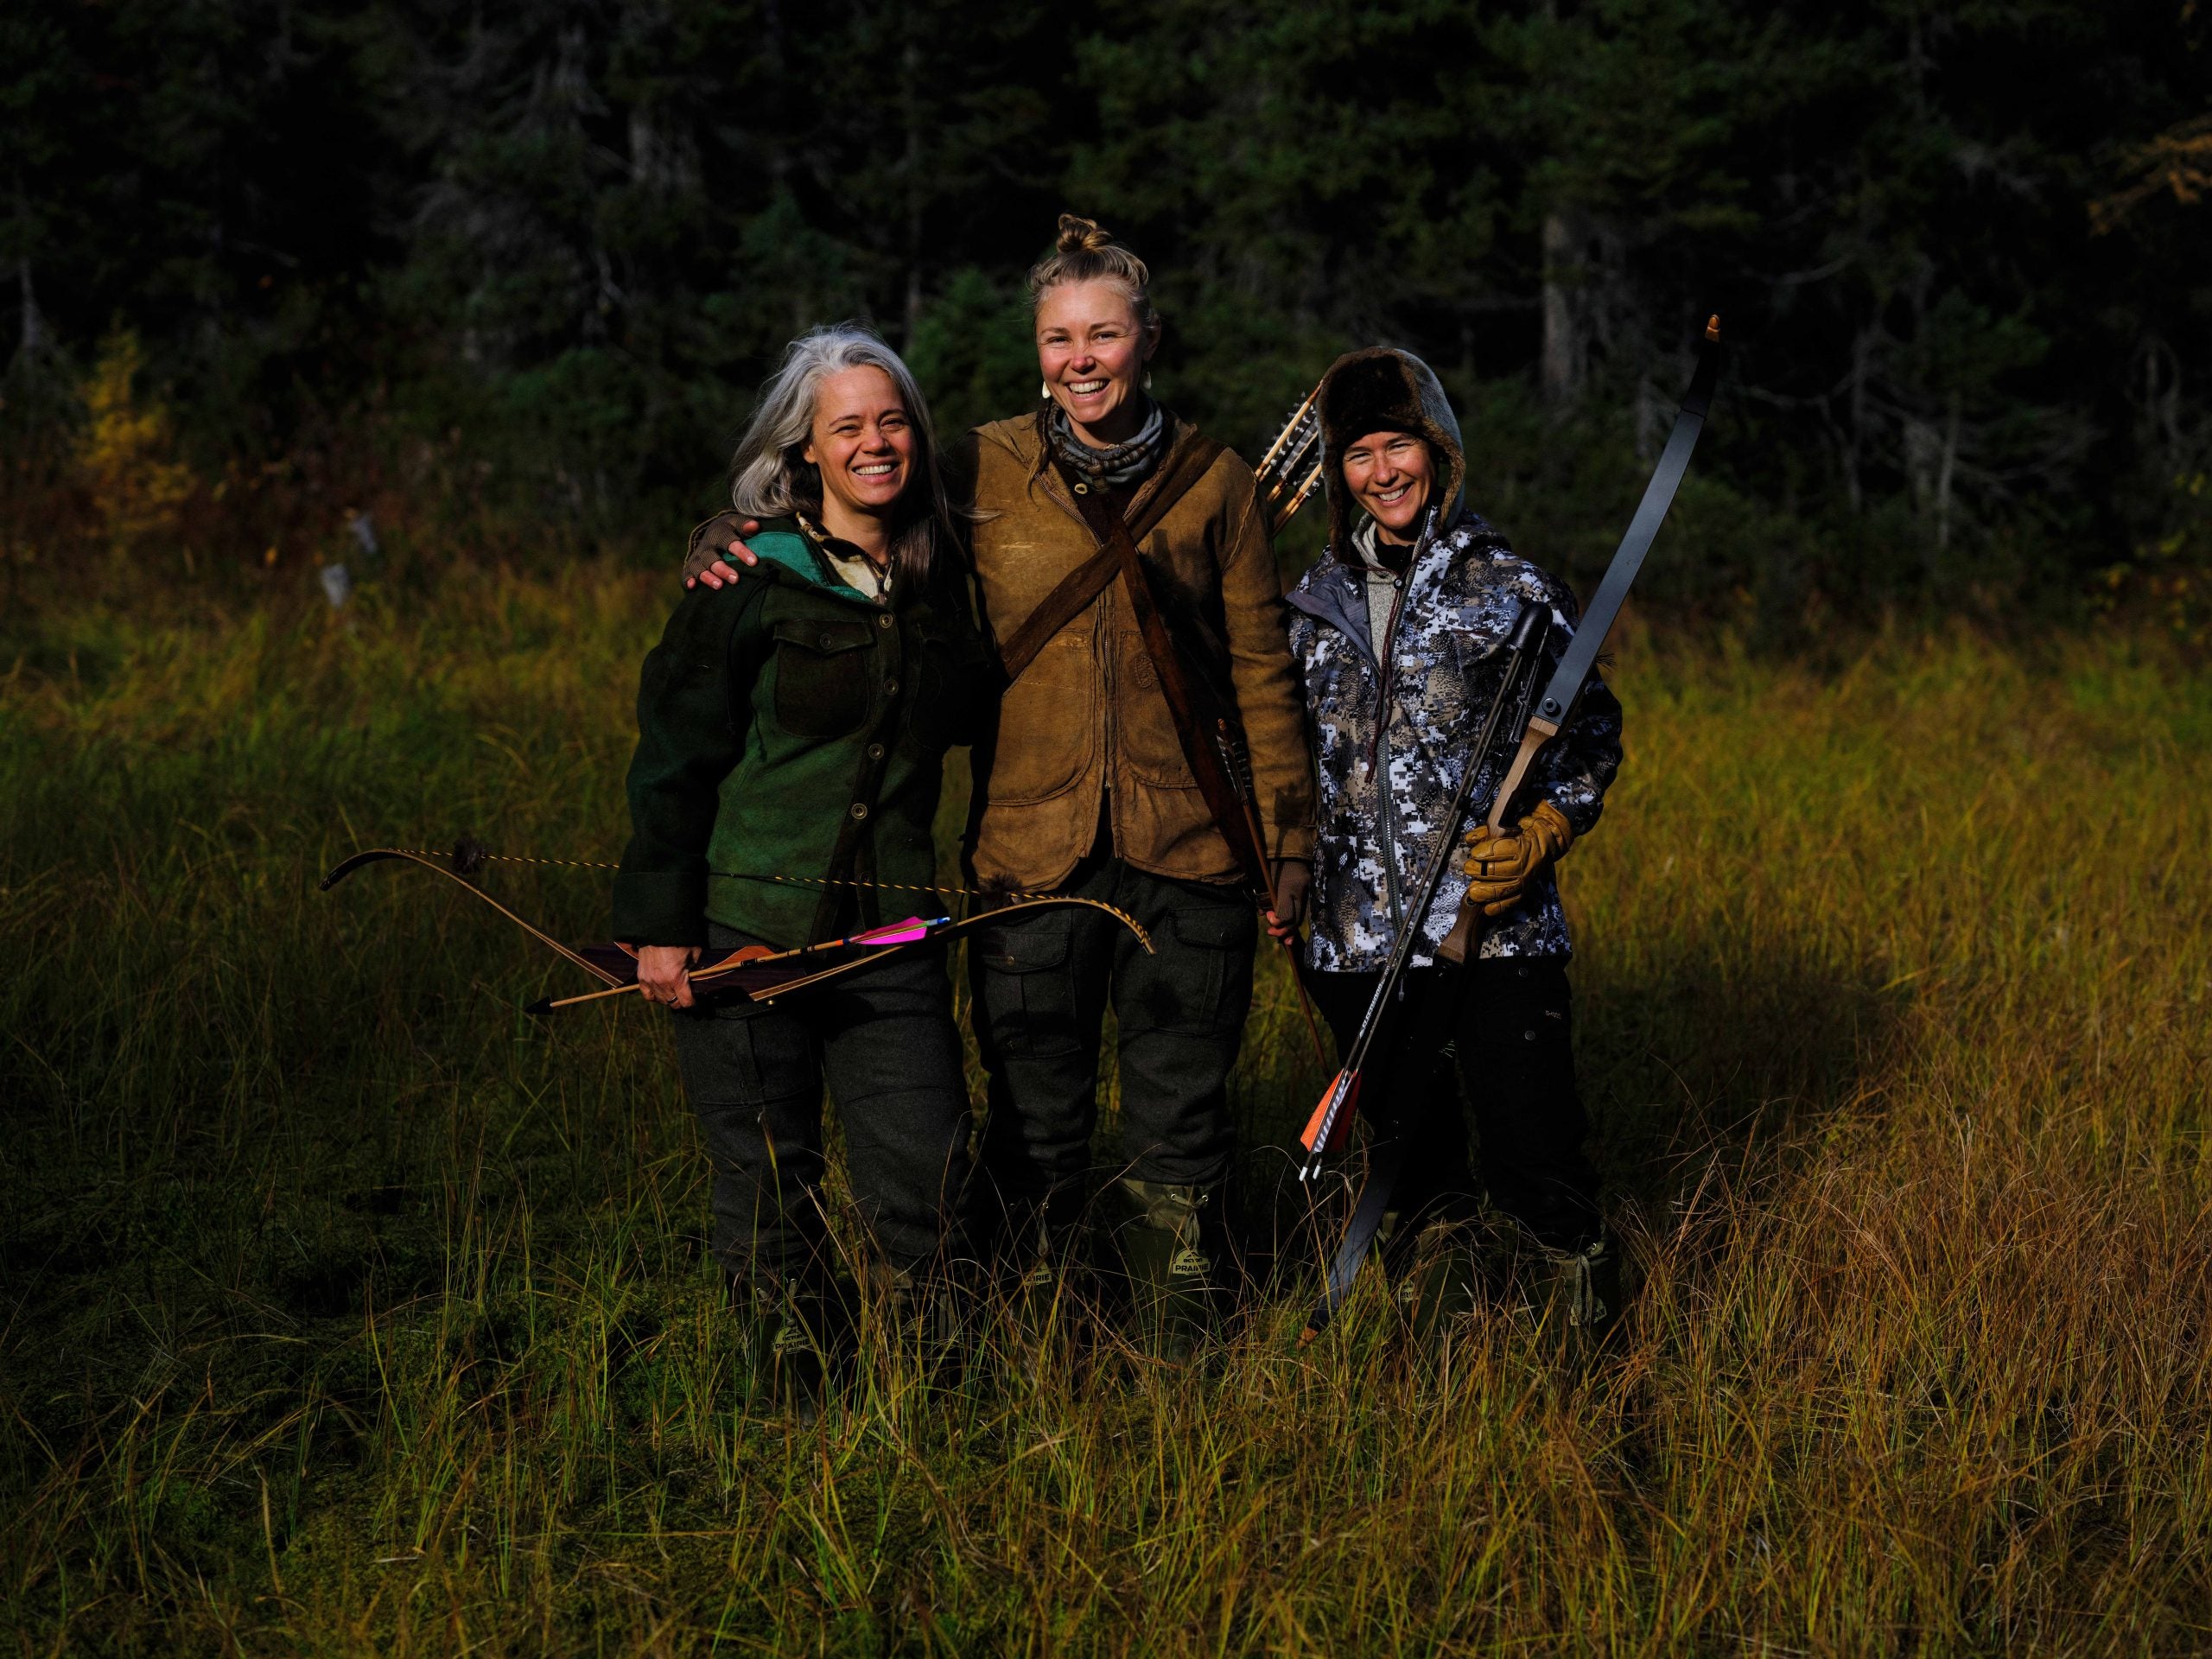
[1040,381,1052,401]
[1143,371,1154,391]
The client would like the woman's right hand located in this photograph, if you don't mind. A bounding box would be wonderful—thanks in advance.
[683,518,763,590]
[636,944,702,1007]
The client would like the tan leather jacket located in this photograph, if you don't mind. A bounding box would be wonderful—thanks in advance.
[953,410,1317,893]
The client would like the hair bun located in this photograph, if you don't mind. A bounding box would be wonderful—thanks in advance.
[1055,213,1116,255]
[1029,215,1156,330]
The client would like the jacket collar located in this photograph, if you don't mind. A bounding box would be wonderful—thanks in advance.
[1290,505,1499,664]
[1286,572,1376,671]
[746,516,887,609]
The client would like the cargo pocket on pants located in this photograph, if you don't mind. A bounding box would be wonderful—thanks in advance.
[975,909,1079,1058]
[1156,896,1256,1036]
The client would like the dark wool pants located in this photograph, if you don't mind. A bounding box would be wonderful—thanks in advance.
[1304,957,1602,1252]
[969,857,1255,1230]
[671,923,973,1286]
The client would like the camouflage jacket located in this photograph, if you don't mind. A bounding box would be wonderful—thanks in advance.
[1285,508,1624,972]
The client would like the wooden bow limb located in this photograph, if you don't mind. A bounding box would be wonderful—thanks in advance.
[318,848,626,987]
[1215,718,1330,1074]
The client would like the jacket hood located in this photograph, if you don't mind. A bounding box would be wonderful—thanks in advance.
[1317,347,1466,560]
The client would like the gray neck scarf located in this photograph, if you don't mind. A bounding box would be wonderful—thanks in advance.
[1047,397,1166,487]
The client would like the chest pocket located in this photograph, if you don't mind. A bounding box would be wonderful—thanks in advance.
[772,618,874,738]
[1440,594,1527,678]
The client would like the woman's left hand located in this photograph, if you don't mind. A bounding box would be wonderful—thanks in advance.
[1461,800,1574,917]
[636,944,702,1008]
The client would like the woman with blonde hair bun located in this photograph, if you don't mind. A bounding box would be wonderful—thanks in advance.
[690,217,1317,1357]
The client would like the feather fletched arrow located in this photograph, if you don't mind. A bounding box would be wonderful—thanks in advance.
[319,845,1154,1014]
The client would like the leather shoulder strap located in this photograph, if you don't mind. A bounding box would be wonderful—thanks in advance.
[995,432,1228,683]
[1042,448,1273,901]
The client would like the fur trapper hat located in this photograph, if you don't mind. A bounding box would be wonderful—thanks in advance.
[1317,347,1466,557]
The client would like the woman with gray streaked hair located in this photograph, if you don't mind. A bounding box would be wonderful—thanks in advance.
[613,324,994,1412]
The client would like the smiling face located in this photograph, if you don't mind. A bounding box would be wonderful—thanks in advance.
[802,365,915,524]
[1338,429,1435,543]
[1034,278,1159,447]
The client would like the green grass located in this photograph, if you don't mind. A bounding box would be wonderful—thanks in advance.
[3,569,2209,1655]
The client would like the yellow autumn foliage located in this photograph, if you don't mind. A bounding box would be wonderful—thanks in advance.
[73,328,195,555]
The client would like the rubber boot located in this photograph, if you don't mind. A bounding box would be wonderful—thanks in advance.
[1394,1219,1481,1352]
[990,1197,1086,1364]
[1116,1178,1225,1363]
[861,1259,967,1389]
[730,1277,841,1422]
[1529,1234,1619,1368]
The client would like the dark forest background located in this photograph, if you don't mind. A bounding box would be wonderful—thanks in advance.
[4,0,2209,628]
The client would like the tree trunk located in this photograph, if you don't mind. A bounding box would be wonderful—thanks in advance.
[902,35,924,346]
[16,254,41,362]
[1541,210,1581,405]
[1844,323,1873,512]
[1935,394,1961,551]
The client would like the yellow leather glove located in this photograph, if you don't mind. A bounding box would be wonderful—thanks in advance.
[1460,798,1574,917]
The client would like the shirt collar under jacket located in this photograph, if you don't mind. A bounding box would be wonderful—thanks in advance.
[1351,502,1437,573]
[796,512,893,605]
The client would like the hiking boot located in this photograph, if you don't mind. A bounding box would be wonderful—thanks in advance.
[1116,1178,1226,1362]
[1393,1219,1481,1352]
[860,1259,968,1387]
[994,1205,1086,1363]
[1528,1234,1619,1367]
[729,1278,842,1421]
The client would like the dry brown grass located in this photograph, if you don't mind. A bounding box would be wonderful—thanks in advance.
[3,570,2207,1654]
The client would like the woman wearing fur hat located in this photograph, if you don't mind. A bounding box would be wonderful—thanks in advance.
[1282,347,1624,1346]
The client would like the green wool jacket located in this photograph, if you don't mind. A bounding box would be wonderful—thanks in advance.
[613,517,993,950]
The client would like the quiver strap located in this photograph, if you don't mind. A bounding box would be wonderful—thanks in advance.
[995,429,1228,683]
[1041,447,1274,903]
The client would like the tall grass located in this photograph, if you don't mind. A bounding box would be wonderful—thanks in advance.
[3,570,2208,1655]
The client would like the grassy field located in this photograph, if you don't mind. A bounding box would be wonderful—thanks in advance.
[3,567,2209,1656]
